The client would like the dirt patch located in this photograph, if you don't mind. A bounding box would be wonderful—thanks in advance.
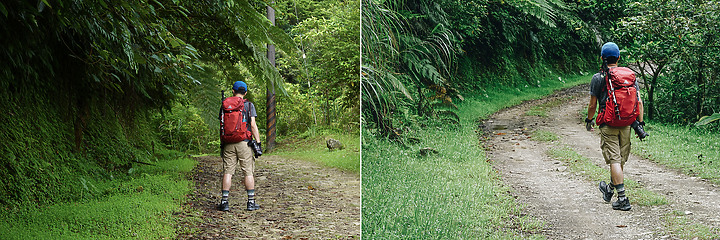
[176,154,360,239]
[483,85,720,239]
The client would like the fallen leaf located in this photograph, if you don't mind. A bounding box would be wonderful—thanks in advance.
[496,133,506,135]
[616,225,627,228]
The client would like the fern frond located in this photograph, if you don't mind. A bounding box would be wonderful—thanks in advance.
[506,0,567,28]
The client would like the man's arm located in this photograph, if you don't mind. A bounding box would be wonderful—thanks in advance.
[587,95,597,121]
[250,116,261,143]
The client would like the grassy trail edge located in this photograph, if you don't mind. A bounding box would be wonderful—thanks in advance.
[362,74,592,239]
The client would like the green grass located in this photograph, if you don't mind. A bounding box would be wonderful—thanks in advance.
[362,126,545,239]
[531,130,559,142]
[662,211,720,240]
[273,129,360,173]
[363,74,590,239]
[458,75,589,122]
[631,122,720,184]
[546,145,667,206]
[0,149,196,239]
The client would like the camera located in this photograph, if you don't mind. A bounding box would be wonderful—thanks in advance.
[631,120,649,140]
[248,140,262,158]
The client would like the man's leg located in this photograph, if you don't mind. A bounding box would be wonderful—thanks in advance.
[611,126,632,210]
[610,163,626,202]
[239,143,259,211]
[218,143,238,211]
[222,174,233,191]
[245,175,257,209]
[244,175,255,190]
[599,126,622,204]
[610,163,623,186]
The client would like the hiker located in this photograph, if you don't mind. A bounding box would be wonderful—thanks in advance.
[585,42,645,211]
[218,81,262,211]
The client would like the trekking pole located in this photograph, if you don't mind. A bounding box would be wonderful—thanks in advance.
[220,90,226,153]
[603,60,621,120]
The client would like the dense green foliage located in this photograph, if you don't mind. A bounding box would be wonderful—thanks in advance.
[361,0,614,135]
[1,0,358,226]
[362,0,719,134]
[279,0,360,132]
[0,0,294,205]
[164,0,360,154]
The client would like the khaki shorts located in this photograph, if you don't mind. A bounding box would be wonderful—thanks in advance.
[599,125,632,165]
[222,141,255,176]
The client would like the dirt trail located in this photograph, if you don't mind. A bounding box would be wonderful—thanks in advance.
[484,85,720,239]
[176,155,360,239]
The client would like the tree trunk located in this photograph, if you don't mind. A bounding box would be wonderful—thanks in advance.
[266,3,277,153]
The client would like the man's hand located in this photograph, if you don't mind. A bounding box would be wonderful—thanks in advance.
[585,118,595,131]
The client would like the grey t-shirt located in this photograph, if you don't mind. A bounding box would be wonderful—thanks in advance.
[243,101,257,131]
[589,69,640,110]
[589,72,608,107]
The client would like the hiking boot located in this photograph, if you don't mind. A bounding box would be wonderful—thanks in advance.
[599,181,614,203]
[612,197,632,211]
[217,200,229,211]
[247,201,260,211]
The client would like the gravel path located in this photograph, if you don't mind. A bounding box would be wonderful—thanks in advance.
[176,155,360,239]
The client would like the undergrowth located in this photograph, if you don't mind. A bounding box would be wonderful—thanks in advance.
[0,149,195,239]
[0,91,159,207]
[362,74,590,239]
[0,81,196,239]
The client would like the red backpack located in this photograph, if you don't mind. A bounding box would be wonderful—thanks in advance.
[596,67,640,127]
[220,97,252,143]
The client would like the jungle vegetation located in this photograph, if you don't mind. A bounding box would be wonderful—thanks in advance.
[361,0,720,136]
[0,0,358,213]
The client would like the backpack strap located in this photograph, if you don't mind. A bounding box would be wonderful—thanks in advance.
[234,98,246,131]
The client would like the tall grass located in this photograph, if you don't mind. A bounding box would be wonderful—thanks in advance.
[0,150,195,239]
[362,74,589,238]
